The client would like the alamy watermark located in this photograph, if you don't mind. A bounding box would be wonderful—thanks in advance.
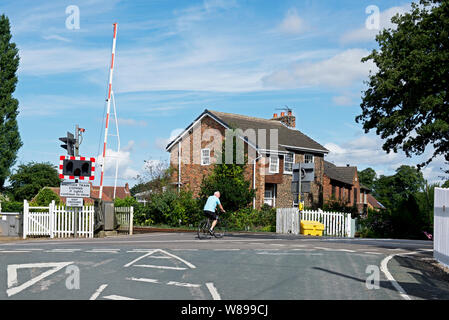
[66,5,80,30]
[65,265,80,290]
[365,5,380,30]
[365,265,380,290]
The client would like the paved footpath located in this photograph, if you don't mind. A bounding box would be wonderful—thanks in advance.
[0,232,448,300]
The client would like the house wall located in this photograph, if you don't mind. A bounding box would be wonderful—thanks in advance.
[168,114,325,210]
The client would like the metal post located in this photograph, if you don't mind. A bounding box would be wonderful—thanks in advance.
[75,124,79,157]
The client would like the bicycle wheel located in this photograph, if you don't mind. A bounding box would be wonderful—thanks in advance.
[197,219,211,239]
[213,218,227,238]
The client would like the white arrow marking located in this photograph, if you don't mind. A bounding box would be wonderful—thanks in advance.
[7,262,73,297]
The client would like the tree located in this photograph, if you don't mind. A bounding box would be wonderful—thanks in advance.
[442,180,449,188]
[31,188,61,206]
[373,165,425,209]
[0,15,22,190]
[199,135,255,213]
[8,162,60,201]
[358,167,377,190]
[356,0,449,171]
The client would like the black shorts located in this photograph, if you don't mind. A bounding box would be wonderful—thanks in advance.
[204,210,218,220]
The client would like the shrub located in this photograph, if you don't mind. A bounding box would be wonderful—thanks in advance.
[31,188,61,206]
[0,201,23,212]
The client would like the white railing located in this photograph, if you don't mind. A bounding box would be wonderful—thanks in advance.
[114,206,134,235]
[302,209,352,237]
[434,188,449,268]
[276,208,353,237]
[23,200,94,239]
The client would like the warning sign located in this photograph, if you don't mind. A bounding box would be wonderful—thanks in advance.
[60,182,90,198]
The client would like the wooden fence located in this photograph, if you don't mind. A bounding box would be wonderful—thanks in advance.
[276,208,353,237]
[434,188,449,268]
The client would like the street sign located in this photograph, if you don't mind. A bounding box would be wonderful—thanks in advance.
[60,182,90,198]
[66,197,83,207]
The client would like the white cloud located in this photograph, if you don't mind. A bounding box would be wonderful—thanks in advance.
[278,8,305,34]
[340,5,411,44]
[118,118,147,127]
[262,49,376,89]
[325,134,448,184]
[332,95,353,106]
[97,141,139,180]
[155,128,184,151]
[18,47,108,75]
[42,35,71,42]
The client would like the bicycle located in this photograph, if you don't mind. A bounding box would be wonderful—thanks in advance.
[197,215,227,239]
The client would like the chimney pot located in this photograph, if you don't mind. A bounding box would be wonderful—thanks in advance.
[288,110,292,116]
[346,164,350,167]
[280,112,285,117]
[273,113,277,118]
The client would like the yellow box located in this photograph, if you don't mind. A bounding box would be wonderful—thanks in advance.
[300,220,325,236]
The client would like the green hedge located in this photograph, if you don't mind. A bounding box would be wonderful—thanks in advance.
[115,193,276,232]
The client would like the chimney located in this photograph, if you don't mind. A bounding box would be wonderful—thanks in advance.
[346,164,350,167]
[271,110,296,128]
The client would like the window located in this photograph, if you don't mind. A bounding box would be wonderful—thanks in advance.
[353,188,357,205]
[283,153,294,174]
[332,185,336,198]
[269,156,279,173]
[304,154,314,163]
[201,149,210,165]
[360,192,363,203]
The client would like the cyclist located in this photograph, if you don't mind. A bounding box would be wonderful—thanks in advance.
[203,191,226,235]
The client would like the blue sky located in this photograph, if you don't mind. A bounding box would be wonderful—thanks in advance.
[1,0,446,188]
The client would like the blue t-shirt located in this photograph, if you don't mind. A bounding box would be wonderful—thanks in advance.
[204,195,221,212]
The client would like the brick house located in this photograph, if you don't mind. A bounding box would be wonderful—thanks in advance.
[323,160,382,214]
[165,109,329,209]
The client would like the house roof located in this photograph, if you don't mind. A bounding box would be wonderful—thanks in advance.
[324,161,355,185]
[166,109,329,154]
[367,194,385,209]
[42,183,131,205]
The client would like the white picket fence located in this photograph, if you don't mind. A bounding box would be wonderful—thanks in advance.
[115,206,134,235]
[23,200,94,239]
[434,188,449,268]
[276,208,353,237]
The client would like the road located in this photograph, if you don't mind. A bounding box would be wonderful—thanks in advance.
[0,232,448,301]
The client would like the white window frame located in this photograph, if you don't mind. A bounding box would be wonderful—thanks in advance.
[283,153,295,174]
[201,148,210,166]
[304,153,314,163]
[268,156,279,173]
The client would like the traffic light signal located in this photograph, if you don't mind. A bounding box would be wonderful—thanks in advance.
[59,132,76,156]
[59,156,96,180]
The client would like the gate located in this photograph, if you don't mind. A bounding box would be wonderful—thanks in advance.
[23,200,94,239]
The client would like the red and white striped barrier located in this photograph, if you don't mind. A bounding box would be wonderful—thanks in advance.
[99,23,118,200]
[59,155,95,180]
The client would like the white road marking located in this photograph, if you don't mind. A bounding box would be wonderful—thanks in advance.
[256,252,323,256]
[167,281,201,288]
[337,249,356,253]
[46,249,81,253]
[0,251,31,253]
[89,284,108,300]
[206,282,221,300]
[6,261,73,297]
[380,251,421,300]
[156,249,196,269]
[124,250,157,267]
[171,249,199,251]
[134,264,187,270]
[364,252,382,255]
[212,249,240,251]
[103,295,138,300]
[126,277,159,284]
[126,277,201,288]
